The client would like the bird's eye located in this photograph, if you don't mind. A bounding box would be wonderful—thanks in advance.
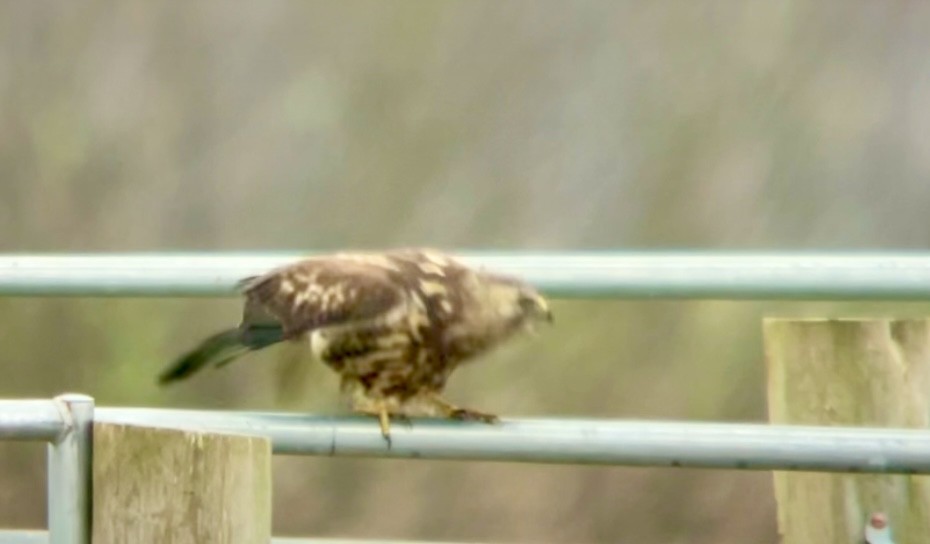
[518,295,537,311]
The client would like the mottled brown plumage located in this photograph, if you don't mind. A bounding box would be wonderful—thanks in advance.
[159,248,552,440]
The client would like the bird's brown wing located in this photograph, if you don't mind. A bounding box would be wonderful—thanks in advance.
[239,258,405,337]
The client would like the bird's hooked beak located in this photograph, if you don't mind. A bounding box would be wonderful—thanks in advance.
[542,306,554,324]
[534,296,554,325]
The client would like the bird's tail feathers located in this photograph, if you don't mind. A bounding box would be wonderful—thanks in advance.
[158,325,283,385]
[236,275,260,291]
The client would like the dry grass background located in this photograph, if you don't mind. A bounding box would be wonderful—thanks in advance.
[2,2,930,542]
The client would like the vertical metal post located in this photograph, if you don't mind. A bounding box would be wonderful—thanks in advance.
[48,394,93,544]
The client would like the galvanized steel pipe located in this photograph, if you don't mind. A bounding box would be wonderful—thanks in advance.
[96,408,930,474]
[3,252,930,299]
[0,400,65,441]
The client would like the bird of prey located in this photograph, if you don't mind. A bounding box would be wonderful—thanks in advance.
[158,248,553,442]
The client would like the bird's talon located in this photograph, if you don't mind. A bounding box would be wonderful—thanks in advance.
[450,408,499,423]
[377,407,393,447]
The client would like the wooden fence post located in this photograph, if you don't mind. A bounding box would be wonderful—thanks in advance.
[92,423,272,544]
[764,318,930,544]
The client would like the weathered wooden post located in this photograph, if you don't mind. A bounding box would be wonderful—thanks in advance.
[764,318,930,543]
[92,423,271,544]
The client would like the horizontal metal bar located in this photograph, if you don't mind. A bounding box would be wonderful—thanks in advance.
[4,252,930,299]
[95,408,930,474]
[0,531,464,544]
[0,400,65,442]
[0,530,46,544]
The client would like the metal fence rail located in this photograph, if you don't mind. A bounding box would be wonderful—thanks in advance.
[5,396,930,543]
[4,252,930,299]
[0,400,66,442]
[94,408,930,474]
[5,252,930,542]
[0,396,92,544]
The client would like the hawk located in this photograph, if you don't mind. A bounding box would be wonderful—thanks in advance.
[158,248,553,441]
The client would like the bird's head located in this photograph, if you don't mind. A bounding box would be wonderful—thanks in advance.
[516,286,553,326]
[479,273,553,334]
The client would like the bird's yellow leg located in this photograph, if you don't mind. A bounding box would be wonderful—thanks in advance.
[343,380,398,445]
[350,398,394,445]
[376,403,391,440]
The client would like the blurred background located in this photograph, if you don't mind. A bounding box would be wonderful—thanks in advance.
[2,1,930,542]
